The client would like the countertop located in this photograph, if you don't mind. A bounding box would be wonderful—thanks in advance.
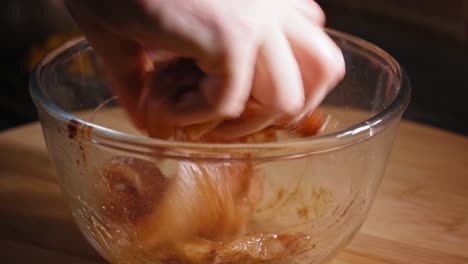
[0,119,467,263]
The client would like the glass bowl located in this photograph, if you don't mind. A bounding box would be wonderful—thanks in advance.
[30,29,410,264]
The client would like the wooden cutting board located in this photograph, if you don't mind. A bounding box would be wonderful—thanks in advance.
[0,117,467,264]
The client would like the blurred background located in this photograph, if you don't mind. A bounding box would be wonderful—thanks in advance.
[1,0,467,135]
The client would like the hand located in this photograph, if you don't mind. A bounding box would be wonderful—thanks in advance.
[65,0,345,139]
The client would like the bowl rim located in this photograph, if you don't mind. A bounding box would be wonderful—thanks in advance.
[29,29,411,160]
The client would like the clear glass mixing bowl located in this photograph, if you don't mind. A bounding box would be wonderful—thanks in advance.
[30,30,410,264]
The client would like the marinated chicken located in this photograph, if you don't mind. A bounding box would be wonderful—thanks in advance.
[92,58,325,263]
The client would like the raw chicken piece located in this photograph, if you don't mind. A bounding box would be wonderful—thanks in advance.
[136,161,263,247]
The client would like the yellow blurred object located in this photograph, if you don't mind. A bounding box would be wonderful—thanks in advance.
[28,33,90,73]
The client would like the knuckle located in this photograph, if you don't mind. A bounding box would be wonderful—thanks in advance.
[317,11,326,26]
[219,13,258,45]
[318,48,346,87]
[313,3,326,26]
[216,102,245,119]
[330,50,346,84]
[279,97,304,115]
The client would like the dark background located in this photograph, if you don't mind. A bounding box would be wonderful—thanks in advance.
[1,0,467,135]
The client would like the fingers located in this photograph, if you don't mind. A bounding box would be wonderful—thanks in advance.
[200,34,259,119]
[203,3,341,139]
[293,0,326,26]
[146,6,259,125]
[211,27,304,138]
[254,28,305,116]
[285,13,345,123]
[208,2,339,138]
[144,58,221,138]
[207,53,274,138]
[67,0,343,140]
[144,32,259,138]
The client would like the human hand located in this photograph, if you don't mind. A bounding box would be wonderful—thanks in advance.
[65,0,345,139]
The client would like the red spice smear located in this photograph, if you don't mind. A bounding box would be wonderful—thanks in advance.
[67,119,79,139]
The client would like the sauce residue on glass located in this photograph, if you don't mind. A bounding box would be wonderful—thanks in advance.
[90,58,326,263]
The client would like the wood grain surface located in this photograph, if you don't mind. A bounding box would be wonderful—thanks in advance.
[0,118,467,264]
